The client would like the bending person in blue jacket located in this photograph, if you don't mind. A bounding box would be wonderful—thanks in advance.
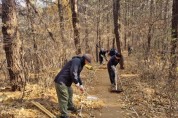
[107,53,124,87]
[54,54,92,118]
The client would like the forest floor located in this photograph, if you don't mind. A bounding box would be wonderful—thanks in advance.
[0,51,174,118]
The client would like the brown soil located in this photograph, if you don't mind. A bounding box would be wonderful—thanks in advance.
[88,66,131,118]
[84,51,138,118]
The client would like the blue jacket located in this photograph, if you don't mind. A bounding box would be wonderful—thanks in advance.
[108,48,117,57]
[54,56,85,87]
[107,55,121,69]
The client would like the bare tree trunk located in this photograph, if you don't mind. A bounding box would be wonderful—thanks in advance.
[96,0,101,62]
[58,0,67,66]
[123,0,127,50]
[113,0,124,68]
[70,0,81,54]
[170,0,178,89]
[107,13,110,50]
[84,0,90,53]
[113,0,121,53]
[58,0,65,43]
[162,0,169,51]
[167,0,178,117]
[112,38,115,49]
[147,0,153,52]
[147,25,152,51]
[96,0,100,62]
[2,0,24,91]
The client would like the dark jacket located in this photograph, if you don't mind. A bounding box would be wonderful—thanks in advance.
[54,56,85,87]
[108,48,117,57]
[107,55,121,69]
[99,50,107,59]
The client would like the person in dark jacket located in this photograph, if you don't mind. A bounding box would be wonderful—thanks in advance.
[54,54,92,118]
[99,48,108,64]
[107,53,124,87]
[108,48,118,57]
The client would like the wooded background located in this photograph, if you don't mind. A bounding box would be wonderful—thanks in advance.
[0,0,177,117]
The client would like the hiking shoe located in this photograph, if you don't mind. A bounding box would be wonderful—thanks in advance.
[67,107,78,113]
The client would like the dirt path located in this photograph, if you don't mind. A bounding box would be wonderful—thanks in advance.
[85,51,137,118]
[88,65,130,118]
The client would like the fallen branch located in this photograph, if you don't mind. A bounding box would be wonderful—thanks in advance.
[31,101,56,118]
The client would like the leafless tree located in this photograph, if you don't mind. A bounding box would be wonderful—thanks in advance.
[167,0,178,117]
[113,0,121,53]
[2,0,24,91]
[70,0,81,54]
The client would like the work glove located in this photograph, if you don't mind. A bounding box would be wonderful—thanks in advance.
[75,83,84,93]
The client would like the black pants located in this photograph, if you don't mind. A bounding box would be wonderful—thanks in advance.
[99,57,103,64]
[108,68,115,85]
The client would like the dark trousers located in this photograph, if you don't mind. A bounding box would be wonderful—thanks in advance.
[55,83,74,117]
[108,68,115,85]
[99,57,103,64]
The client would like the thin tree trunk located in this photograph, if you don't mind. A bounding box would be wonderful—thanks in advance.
[85,27,90,53]
[84,0,90,53]
[113,0,121,53]
[167,0,178,117]
[2,0,24,91]
[170,0,178,84]
[113,0,124,68]
[162,0,169,51]
[58,0,67,66]
[112,38,115,49]
[70,0,81,54]
[58,0,65,43]
[147,0,153,52]
[107,13,110,50]
[124,0,127,50]
[95,0,101,62]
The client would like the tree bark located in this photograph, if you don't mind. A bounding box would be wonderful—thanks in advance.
[84,0,90,53]
[167,0,178,117]
[112,0,124,68]
[58,0,65,43]
[2,0,24,91]
[113,0,121,53]
[170,0,178,81]
[70,0,81,54]
[147,0,153,52]
[124,0,128,50]
[107,13,110,50]
[96,0,101,62]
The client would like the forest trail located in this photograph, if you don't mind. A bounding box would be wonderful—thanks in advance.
[0,51,140,118]
[89,68,128,118]
[86,51,138,118]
